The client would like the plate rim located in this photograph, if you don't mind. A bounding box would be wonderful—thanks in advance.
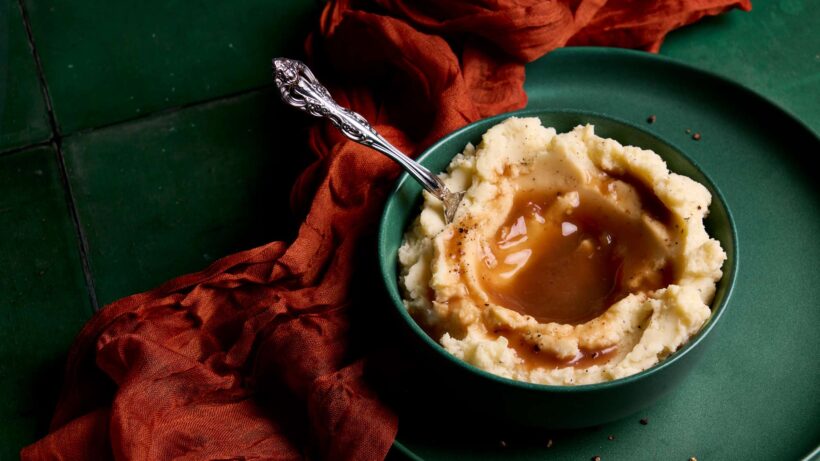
[535,47,820,140]
[388,46,818,460]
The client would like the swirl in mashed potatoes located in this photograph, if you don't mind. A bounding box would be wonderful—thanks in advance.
[399,117,726,385]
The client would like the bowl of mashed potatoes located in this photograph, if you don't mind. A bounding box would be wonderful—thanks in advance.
[378,110,736,428]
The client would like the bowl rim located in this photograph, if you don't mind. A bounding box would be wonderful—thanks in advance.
[377,107,738,393]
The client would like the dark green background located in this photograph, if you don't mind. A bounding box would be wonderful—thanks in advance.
[0,0,817,459]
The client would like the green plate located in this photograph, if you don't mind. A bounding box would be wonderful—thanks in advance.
[388,47,820,461]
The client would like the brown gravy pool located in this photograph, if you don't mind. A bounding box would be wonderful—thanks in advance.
[477,181,675,326]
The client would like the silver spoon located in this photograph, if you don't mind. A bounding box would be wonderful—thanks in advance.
[272,58,464,224]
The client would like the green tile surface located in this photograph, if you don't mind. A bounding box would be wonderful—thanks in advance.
[3,0,820,458]
[0,146,92,459]
[23,0,319,134]
[63,89,311,306]
[0,1,51,151]
[661,0,820,133]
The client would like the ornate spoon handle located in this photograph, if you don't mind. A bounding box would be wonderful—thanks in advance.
[272,58,463,223]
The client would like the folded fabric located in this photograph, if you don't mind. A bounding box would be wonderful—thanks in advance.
[22,0,750,459]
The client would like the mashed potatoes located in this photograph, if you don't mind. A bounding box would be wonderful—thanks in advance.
[398,117,726,385]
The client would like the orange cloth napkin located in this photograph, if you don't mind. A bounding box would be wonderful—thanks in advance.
[22,0,749,459]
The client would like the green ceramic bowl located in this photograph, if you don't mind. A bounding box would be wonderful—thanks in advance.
[377,109,737,429]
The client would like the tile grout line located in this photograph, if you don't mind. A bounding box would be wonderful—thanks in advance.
[67,83,273,138]
[0,140,53,158]
[17,0,100,312]
[0,83,273,157]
